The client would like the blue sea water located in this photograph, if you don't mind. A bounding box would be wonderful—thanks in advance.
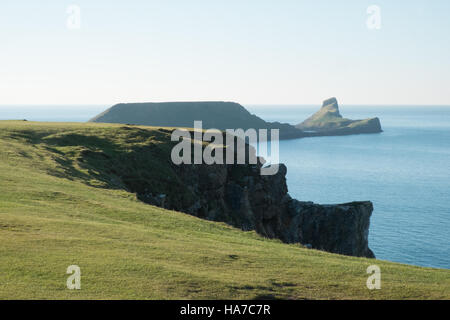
[0,105,108,122]
[247,105,450,269]
[1,104,449,269]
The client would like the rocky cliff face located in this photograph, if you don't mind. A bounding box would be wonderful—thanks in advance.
[66,125,375,258]
[139,158,375,258]
[283,200,374,257]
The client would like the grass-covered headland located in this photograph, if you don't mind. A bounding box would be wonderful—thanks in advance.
[0,120,448,299]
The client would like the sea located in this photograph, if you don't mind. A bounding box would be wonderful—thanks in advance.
[1,104,449,269]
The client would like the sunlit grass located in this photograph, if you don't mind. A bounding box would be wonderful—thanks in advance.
[0,121,448,299]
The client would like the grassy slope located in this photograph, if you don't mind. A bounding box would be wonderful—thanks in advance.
[0,121,448,300]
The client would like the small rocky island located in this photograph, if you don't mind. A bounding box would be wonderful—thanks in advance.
[297,97,382,136]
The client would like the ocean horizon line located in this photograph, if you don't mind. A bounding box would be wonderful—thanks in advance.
[1,103,450,108]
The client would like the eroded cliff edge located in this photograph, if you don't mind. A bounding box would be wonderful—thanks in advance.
[140,159,375,258]
[47,126,375,258]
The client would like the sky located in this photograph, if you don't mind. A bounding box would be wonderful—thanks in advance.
[1,0,449,105]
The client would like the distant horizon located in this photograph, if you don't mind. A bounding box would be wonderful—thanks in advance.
[2,102,450,108]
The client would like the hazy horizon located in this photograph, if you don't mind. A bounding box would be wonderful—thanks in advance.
[2,103,450,108]
[1,103,450,124]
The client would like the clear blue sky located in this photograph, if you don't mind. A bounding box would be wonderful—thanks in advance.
[1,0,449,105]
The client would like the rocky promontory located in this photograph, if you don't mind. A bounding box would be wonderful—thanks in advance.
[297,97,382,136]
[122,133,375,258]
[90,101,305,140]
[90,99,382,139]
[157,160,375,258]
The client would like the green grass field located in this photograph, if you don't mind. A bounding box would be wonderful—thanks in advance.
[0,120,449,299]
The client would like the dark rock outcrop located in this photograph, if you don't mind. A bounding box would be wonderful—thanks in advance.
[297,97,382,136]
[138,155,375,258]
[283,200,375,258]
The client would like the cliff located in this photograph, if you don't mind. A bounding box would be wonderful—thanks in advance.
[18,122,374,258]
[90,101,305,140]
[159,160,375,258]
[80,126,374,258]
[297,97,382,135]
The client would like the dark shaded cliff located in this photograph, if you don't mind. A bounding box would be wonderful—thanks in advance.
[35,124,374,258]
[160,160,375,258]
